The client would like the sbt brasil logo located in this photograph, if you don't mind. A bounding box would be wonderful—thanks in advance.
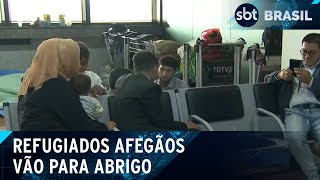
[235,3,312,27]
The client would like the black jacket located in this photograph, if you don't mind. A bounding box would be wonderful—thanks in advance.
[19,78,108,131]
[115,73,188,130]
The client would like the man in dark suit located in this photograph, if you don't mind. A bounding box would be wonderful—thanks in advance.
[115,51,198,130]
[266,33,320,180]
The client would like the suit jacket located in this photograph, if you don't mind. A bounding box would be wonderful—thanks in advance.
[266,63,320,119]
[115,73,188,130]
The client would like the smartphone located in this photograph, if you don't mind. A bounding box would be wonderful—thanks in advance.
[289,59,302,76]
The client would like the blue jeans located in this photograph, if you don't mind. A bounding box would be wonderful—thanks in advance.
[285,107,320,180]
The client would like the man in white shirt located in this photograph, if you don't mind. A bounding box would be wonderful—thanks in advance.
[78,42,106,96]
[154,56,189,90]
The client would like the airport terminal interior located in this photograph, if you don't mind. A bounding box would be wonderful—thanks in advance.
[1,0,320,179]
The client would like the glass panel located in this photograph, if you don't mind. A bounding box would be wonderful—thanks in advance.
[8,0,82,22]
[90,0,152,22]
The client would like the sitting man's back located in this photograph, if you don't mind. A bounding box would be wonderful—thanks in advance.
[115,51,197,131]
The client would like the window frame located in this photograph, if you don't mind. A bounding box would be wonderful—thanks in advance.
[1,0,10,25]
[0,0,160,27]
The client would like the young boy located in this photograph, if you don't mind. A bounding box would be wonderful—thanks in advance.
[78,42,107,96]
[69,73,104,121]
[107,68,132,95]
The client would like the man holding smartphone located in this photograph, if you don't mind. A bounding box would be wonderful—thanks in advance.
[266,33,320,180]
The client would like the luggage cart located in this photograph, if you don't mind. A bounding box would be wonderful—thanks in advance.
[102,30,137,69]
[123,36,155,70]
[189,39,244,87]
[102,32,114,67]
[247,44,266,84]
[182,44,196,87]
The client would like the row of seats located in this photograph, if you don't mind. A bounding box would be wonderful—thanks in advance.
[3,83,285,136]
[95,83,285,135]
[3,101,19,131]
[97,83,288,152]
[3,83,296,156]
[4,84,318,173]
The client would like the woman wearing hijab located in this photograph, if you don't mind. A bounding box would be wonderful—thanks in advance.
[18,38,115,131]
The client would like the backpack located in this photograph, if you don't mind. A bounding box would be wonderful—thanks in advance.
[201,28,222,44]
[201,28,223,62]
[262,27,283,56]
[153,40,181,60]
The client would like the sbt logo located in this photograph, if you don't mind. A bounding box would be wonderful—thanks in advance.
[236,6,258,21]
[235,3,313,27]
[235,3,259,27]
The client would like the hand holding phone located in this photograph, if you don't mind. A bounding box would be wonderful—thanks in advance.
[289,59,302,77]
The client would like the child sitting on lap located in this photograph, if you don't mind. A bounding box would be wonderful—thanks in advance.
[70,73,103,121]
